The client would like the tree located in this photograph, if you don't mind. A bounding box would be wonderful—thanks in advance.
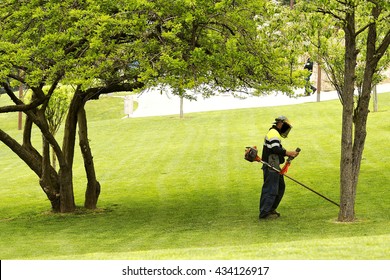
[296,0,390,221]
[1,0,307,213]
[0,0,145,212]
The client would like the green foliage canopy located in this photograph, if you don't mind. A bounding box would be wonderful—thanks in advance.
[0,0,309,212]
[130,0,307,97]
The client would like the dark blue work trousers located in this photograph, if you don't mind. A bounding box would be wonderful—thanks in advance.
[259,167,286,218]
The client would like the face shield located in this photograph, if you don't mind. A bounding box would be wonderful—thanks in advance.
[274,116,292,138]
[280,121,292,138]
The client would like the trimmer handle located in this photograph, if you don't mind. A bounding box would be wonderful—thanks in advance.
[287,147,301,162]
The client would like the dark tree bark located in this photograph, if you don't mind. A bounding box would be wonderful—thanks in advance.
[338,2,390,222]
[338,9,358,222]
[1,79,143,213]
[78,106,100,209]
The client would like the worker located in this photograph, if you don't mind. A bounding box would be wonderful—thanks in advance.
[259,116,299,219]
[304,58,317,95]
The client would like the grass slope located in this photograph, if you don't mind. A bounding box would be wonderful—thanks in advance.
[0,92,389,260]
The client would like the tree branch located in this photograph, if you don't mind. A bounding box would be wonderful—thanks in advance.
[0,83,48,113]
[375,30,390,64]
[81,81,145,101]
[317,7,346,24]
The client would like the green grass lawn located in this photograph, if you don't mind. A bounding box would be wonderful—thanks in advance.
[0,92,389,260]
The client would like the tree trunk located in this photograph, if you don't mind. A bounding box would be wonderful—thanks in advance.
[51,147,57,170]
[40,135,61,212]
[180,95,184,119]
[338,10,357,222]
[0,127,61,211]
[349,2,385,216]
[338,2,390,221]
[58,165,76,212]
[78,106,100,209]
[339,97,356,221]
[58,89,84,213]
[372,86,378,112]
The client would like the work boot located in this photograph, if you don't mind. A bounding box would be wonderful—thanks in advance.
[271,210,280,217]
[259,213,279,220]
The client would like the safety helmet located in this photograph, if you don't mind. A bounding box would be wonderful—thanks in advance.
[274,115,292,138]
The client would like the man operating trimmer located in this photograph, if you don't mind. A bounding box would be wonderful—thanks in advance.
[259,116,299,220]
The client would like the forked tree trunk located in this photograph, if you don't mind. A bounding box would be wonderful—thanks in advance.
[0,125,62,211]
[338,2,389,222]
[2,79,142,213]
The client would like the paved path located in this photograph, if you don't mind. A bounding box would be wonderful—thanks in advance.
[130,83,390,118]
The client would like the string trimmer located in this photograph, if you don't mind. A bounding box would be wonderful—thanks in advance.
[244,146,340,208]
